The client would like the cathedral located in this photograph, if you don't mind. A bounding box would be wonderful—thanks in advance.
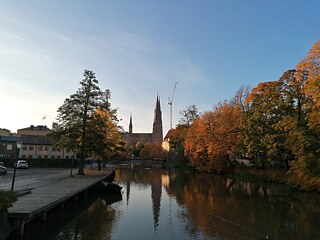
[122,95,163,144]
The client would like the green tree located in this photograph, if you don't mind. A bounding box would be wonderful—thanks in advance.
[244,80,291,168]
[179,105,200,126]
[168,124,189,166]
[52,70,105,175]
[168,105,200,166]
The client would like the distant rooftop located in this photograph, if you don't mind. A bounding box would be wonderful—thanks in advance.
[164,129,176,140]
[18,125,51,131]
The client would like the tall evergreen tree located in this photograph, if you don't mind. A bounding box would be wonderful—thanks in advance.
[52,70,103,175]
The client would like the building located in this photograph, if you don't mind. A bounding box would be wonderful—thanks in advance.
[0,135,21,159]
[122,95,163,144]
[161,128,176,152]
[17,125,74,159]
[0,128,11,136]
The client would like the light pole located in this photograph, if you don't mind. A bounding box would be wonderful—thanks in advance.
[11,141,22,191]
[70,150,75,177]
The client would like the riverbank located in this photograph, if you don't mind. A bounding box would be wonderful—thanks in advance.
[167,162,320,193]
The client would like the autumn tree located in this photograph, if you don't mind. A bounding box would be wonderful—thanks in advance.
[51,70,118,175]
[167,105,200,166]
[296,40,320,131]
[287,40,320,180]
[140,142,167,159]
[88,90,123,166]
[184,101,244,172]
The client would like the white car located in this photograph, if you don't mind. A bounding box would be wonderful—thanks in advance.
[16,160,28,169]
[0,162,7,174]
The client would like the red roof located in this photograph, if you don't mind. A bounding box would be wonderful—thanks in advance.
[164,129,176,140]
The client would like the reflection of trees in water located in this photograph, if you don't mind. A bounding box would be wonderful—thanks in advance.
[57,197,117,240]
[24,194,120,240]
[166,173,320,240]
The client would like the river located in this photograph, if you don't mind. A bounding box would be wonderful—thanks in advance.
[20,167,320,240]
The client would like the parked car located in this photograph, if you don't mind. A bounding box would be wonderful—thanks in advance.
[15,160,28,169]
[0,162,7,174]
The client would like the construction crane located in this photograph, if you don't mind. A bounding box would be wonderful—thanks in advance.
[168,82,177,129]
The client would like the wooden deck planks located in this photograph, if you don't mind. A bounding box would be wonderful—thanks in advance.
[7,171,112,235]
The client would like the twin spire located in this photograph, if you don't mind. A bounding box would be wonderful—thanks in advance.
[128,94,163,142]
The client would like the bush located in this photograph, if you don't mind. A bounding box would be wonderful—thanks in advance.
[0,190,17,210]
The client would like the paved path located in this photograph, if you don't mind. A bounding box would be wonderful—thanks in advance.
[8,169,112,235]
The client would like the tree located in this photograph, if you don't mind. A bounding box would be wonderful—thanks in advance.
[296,40,320,131]
[184,101,244,172]
[88,90,123,166]
[289,40,320,178]
[140,142,167,159]
[167,124,189,166]
[52,70,107,175]
[244,80,292,168]
[179,105,200,126]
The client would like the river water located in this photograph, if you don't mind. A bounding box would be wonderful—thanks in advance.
[21,168,320,240]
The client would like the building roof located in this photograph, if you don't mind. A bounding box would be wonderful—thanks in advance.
[18,125,51,132]
[163,129,176,140]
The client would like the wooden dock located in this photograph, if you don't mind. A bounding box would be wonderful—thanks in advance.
[8,170,112,235]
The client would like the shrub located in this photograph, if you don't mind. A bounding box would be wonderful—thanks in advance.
[0,190,17,210]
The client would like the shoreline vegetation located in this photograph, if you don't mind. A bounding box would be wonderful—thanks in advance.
[165,161,320,193]
[165,40,320,194]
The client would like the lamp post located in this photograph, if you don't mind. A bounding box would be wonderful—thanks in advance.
[70,150,75,177]
[11,141,22,191]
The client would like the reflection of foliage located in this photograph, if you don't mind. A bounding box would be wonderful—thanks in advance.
[25,195,118,240]
[169,173,320,239]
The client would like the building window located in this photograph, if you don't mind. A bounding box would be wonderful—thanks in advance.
[44,146,49,151]
[29,146,34,151]
[22,146,27,150]
[44,155,48,158]
[57,156,61,159]
[38,146,43,151]
[28,155,33,158]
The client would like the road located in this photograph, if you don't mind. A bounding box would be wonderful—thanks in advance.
[0,168,72,192]
[0,162,113,192]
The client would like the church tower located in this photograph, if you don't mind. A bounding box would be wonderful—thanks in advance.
[129,113,133,134]
[152,95,163,143]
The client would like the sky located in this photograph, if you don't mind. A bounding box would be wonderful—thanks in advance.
[0,1,319,135]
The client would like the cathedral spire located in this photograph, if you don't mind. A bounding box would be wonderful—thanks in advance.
[152,95,163,142]
[129,113,133,134]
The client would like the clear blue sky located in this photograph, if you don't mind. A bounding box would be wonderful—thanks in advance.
[0,1,319,134]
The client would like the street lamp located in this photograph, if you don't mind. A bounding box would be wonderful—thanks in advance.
[11,141,22,191]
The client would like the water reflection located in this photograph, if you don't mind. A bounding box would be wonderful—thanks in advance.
[22,168,320,240]
[21,192,121,240]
